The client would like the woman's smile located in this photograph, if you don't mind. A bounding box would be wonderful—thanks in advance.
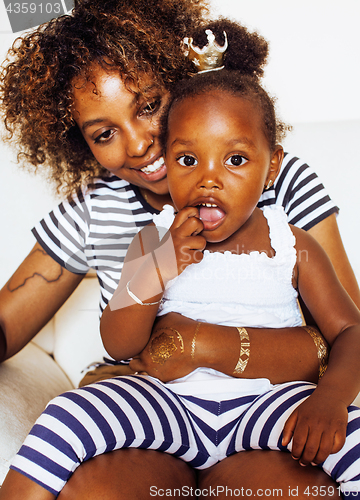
[72,65,170,195]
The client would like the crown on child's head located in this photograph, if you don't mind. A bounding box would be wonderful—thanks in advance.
[183,29,228,74]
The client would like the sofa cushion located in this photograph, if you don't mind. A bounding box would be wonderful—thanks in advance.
[53,277,110,387]
[0,342,73,485]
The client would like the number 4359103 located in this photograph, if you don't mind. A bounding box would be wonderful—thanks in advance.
[6,3,62,14]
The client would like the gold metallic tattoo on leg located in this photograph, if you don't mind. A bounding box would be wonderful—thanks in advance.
[233,327,250,374]
[149,328,184,365]
[191,322,201,360]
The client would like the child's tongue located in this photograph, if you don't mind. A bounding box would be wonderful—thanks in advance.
[199,205,225,222]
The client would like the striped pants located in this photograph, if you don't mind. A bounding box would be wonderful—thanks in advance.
[10,375,360,497]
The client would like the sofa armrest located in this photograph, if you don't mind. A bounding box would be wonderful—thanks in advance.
[0,342,73,485]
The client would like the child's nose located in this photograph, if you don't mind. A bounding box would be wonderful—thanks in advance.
[197,164,223,190]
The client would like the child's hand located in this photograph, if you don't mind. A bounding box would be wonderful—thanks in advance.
[282,391,348,466]
[157,207,206,280]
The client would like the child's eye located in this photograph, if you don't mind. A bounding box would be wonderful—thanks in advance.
[94,129,115,144]
[177,155,198,167]
[225,154,248,167]
[140,99,161,116]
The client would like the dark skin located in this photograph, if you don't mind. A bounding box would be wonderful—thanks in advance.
[1,83,358,497]
[0,227,342,500]
[101,92,360,467]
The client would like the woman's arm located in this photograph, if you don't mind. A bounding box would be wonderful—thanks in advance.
[0,242,84,361]
[308,213,360,308]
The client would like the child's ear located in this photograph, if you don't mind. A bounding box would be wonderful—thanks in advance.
[265,145,284,188]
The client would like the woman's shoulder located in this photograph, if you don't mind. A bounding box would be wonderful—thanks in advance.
[80,174,131,199]
[63,174,135,213]
[277,151,315,181]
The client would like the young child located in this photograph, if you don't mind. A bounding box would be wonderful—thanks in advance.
[101,41,360,495]
[2,27,360,500]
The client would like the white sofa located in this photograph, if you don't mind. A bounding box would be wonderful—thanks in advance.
[0,120,359,486]
[0,274,110,483]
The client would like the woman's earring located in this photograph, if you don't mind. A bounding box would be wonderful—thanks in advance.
[265,179,273,190]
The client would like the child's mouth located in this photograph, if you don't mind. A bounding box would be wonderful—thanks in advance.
[198,203,226,228]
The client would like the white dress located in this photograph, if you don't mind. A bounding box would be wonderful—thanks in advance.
[153,204,303,329]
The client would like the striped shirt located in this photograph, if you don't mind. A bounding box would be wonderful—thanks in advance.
[33,152,339,316]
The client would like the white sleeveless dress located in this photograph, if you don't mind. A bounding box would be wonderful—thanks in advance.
[153,204,303,329]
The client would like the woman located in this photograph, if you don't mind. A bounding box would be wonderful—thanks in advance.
[0,3,358,498]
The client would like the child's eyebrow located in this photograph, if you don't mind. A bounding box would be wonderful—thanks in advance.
[170,137,257,149]
[170,139,194,147]
[227,137,257,149]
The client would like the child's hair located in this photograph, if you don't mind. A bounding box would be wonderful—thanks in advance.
[162,19,290,152]
[0,0,208,196]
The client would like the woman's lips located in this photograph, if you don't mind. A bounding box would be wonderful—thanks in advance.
[136,157,167,182]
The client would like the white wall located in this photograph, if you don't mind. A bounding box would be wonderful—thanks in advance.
[2,0,360,123]
[210,0,360,124]
[0,1,359,287]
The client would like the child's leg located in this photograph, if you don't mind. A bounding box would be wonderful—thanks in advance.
[228,381,360,497]
[9,375,214,496]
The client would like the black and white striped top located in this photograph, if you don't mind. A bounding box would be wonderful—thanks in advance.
[32,152,338,316]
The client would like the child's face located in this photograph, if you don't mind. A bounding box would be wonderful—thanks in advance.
[72,65,170,195]
[165,91,283,243]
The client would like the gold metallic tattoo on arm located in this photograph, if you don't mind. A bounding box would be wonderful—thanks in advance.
[233,327,250,374]
[7,248,64,293]
[191,322,201,360]
[149,328,184,365]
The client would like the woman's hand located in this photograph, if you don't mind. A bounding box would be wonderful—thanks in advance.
[282,390,348,466]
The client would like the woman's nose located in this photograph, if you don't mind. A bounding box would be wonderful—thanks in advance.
[125,124,154,158]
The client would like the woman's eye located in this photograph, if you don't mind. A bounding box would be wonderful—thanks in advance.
[225,155,248,167]
[94,129,115,144]
[141,99,161,116]
[177,155,197,167]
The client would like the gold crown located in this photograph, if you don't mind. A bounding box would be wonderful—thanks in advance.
[183,29,228,74]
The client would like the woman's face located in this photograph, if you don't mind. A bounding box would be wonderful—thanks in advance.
[165,91,283,243]
[72,65,170,195]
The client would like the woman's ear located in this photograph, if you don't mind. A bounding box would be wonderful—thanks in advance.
[264,145,284,189]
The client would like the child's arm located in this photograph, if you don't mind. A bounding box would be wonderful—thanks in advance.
[282,226,360,466]
[130,314,321,384]
[100,207,205,361]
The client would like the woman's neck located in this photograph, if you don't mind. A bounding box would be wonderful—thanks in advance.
[140,188,173,211]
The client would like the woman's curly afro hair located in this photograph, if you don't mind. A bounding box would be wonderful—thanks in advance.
[0,0,208,196]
